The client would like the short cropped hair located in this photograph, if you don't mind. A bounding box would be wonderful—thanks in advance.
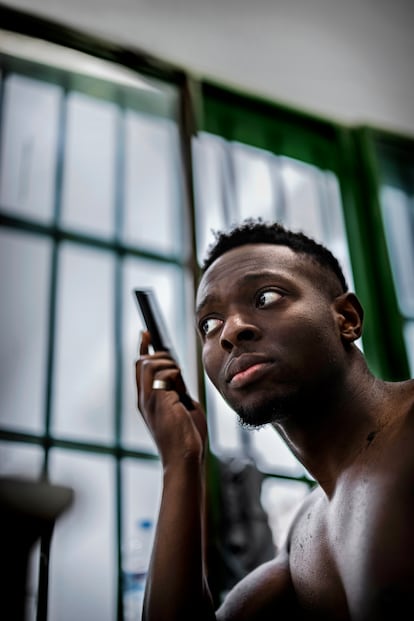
[201,218,348,293]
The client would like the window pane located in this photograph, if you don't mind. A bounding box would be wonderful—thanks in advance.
[205,378,245,457]
[380,186,414,317]
[48,449,116,621]
[122,257,196,451]
[403,321,414,377]
[61,92,118,237]
[250,425,308,477]
[192,133,230,264]
[51,242,115,443]
[233,143,277,222]
[122,459,162,544]
[121,460,162,621]
[122,110,187,255]
[280,157,326,235]
[261,478,311,549]
[0,73,61,222]
[0,441,44,478]
[0,230,51,433]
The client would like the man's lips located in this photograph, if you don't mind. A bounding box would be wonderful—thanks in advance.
[225,354,274,386]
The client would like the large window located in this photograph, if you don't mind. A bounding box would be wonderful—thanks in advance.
[0,30,197,620]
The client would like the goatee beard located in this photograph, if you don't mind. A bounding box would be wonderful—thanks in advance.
[235,395,296,430]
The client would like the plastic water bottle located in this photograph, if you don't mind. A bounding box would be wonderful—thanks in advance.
[122,518,153,621]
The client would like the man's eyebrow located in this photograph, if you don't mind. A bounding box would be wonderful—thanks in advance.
[195,293,218,316]
[232,269,292,292]
[237,270,283,285]
[196,269,287,315]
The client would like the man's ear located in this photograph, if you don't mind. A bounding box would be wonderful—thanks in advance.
[333,292,364,345]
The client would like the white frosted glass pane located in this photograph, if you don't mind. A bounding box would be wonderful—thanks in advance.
[380,186,414,317]
[123,111,184,254]
[48,450,116,621]
[205,377,244,457]
[122,459,162,544]
[0,74,61,222]
[404,321,414,378]
[52,243,115,442]
[232,143,275,222]
[0,441,44,479]
[281,158,325,239]
[61,92,117,237]
[122,257,197,451]
[192,133,228,265]
[250,424,307,476]
[0,231,51,433]
[317,170,356,291]
[261,478,310,549]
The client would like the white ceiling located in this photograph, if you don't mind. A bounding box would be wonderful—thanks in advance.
[3,0,414,136]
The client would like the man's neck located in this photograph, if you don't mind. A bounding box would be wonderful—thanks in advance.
[272,360,386,497]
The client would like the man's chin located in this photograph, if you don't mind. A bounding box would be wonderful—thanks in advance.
[231,396,293,429]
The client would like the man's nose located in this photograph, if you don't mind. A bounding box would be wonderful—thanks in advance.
[220,314,260,352]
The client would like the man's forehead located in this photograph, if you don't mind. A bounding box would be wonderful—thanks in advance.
[196,243,309,301]
[201,243,300,279]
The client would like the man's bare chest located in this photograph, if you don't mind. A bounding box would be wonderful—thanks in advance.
[288,454,414,620]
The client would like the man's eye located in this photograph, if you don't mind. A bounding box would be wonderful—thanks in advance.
[256,290,282,308]
[200,317,222,336]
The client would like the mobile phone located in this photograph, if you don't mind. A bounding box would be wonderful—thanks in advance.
[133,288,194,410]
[134,288,177,358]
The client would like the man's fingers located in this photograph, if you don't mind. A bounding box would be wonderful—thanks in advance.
[139,330,151,356]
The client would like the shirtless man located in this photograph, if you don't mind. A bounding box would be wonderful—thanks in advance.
[135,219,414,620]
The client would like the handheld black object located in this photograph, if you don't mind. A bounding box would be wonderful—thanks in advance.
[133,288,194,410]
[134,288,177,358]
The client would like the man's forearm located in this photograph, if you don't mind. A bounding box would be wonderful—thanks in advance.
[142,460,216,621]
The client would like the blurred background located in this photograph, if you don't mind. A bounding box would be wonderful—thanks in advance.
[0,1,413,619]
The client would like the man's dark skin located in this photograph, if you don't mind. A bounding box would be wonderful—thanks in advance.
[135,242,414,621]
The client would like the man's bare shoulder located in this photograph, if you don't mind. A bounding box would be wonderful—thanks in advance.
[215,489,321,621]
[215,548,302,620]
